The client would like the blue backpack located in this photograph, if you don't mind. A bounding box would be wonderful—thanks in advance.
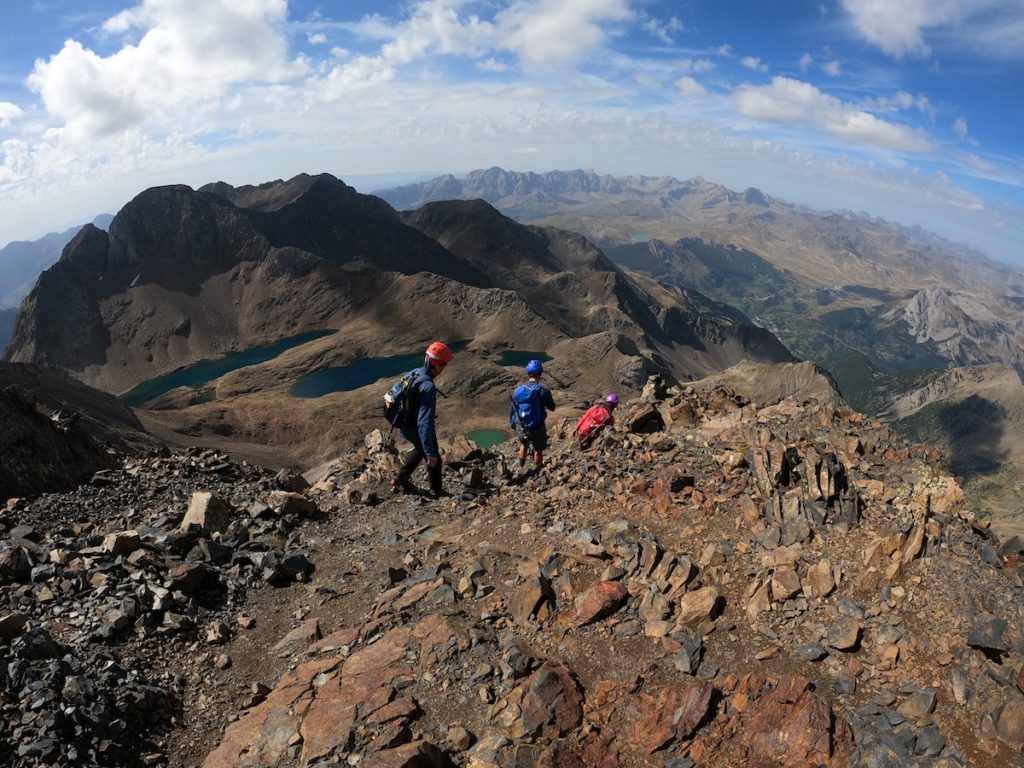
[383,370,422,428]
[512,383,544,430]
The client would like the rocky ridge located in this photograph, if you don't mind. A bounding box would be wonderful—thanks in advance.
[5,372,1020,767]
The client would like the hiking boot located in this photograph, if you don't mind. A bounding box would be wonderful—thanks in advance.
[429,487,452,499]
[390,477,416,495]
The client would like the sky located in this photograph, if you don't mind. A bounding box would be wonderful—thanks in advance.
[0,0,1021,263]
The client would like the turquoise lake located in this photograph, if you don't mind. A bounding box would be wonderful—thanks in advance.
[496,350,552,368]
[121,329,336,407]
[290,340,471,398]
[467,428,511,449]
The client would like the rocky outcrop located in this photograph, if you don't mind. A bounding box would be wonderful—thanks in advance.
[6,175,489,391]
[888,287,1023,371]
[175,379,1023,767]
[0,215,112,310]
[3,378,1023,766]
[0,307,15,354]
[0,362,154,499]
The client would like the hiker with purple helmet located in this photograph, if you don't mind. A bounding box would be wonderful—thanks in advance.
[574,393,619,448]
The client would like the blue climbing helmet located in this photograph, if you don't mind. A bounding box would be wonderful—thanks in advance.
[525,359,544,376]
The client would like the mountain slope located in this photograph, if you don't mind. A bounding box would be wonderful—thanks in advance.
[377,168,1024,390]
[0,361,155,498]
[0,214,113,309]
[6,176,490,392]
[0,307,15,353]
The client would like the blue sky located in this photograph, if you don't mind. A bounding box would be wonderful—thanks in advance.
[0,0,1021,262]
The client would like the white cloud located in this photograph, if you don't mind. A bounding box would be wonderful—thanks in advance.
[741,56,768,72]
[822,59,842,76]
[676,76,707,98]
[842,0,1024,60]
[953,116,969,140]
[308,32,327,45]
[641,13,684,44]
[953,115,980,146]
[798,52,813,71]
[733,76,932,152]
[859,91,933,119]
[0,102,22,127]
[716,44,734,57]
[28,0,303,143]
[328,0,631,77]
[964,152,995,173]
[675,57,715,74]
[494,0,632,71]
[477,57,509,73]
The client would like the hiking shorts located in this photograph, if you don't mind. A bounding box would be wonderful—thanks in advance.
[517,423,548,452]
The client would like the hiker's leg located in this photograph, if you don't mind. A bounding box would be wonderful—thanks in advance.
[533,425,548,468]
[395,434,425,484]
[516,425,528,466]
[427,459,443,494]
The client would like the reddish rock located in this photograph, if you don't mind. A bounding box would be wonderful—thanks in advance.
[694,676,853,768]
[630,679,714,753]
[202,628,414,768]
[995,694,1024,748]
[496,662,584,740]
[359,740,451,767]
[572,580,628,626]
[168,562,209,594]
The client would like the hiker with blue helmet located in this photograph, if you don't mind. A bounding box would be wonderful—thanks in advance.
[509,359,556,473]
[388,341,454,498]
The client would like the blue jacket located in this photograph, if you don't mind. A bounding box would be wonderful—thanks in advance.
[508,380,556,429]
[398,366,440,459]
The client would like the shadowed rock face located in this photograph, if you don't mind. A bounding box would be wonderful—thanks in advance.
[6,175,490,391]
[402,198,794,380]
[0,361,154,498]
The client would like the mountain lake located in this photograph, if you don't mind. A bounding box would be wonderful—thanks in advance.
[290,340,471,398]
[466,428,511,449]
[121,329,336,407]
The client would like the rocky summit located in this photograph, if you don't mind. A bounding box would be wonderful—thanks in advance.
[2,371,1023,767]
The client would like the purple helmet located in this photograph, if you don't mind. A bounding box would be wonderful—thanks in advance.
[605,393,619,405]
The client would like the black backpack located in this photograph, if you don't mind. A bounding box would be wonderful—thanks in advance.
[383,370,422,428]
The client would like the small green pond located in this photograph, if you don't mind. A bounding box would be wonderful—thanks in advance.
[497,350,552,368]
[467,428,511,449]
[290,340,471,398]
[121,329,336,407]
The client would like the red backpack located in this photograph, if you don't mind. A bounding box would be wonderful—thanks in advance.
[575,405,612,445]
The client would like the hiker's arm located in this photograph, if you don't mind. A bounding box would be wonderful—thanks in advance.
[417,382,439,459]
[508,401,517,429]
[543,388,556,412]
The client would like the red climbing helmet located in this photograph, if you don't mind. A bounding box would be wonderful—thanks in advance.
[425,341,454,364]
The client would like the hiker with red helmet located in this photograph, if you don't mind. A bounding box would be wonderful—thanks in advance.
[574,393,618,449]
[509,359,557,473]
[389,341,454,498]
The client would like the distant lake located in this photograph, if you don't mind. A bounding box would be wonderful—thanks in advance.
[467,428,510,449]
[497,350,552,368]
[121,329,336,407]
[290,340,471,398]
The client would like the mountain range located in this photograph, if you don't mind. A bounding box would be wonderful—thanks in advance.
[5,173,790,466]
[375,168,1024,533]
[7,166,1024,531]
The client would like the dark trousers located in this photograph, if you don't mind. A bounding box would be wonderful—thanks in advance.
[396,432,443,492]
